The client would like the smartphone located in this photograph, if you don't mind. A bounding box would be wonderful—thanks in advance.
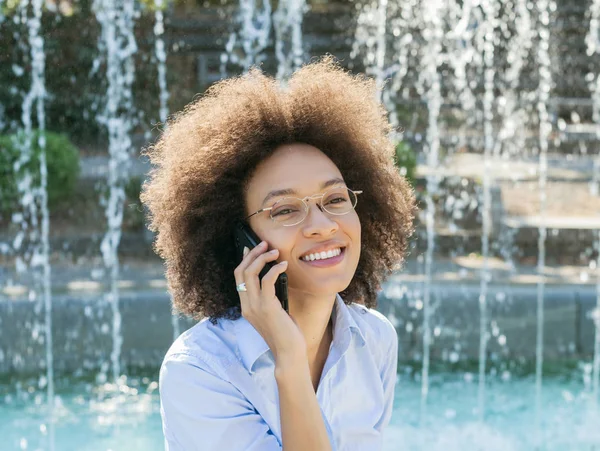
[233,221,289,313]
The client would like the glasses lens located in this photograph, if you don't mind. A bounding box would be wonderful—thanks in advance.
[322,188,356,215]
[270,198,307,226]
[270,188,359,226]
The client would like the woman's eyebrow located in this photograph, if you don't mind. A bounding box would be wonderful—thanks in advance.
[261,177,345,207]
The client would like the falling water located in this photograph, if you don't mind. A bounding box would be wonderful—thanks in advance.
[152,0,177,340]
[273,0,307,81]
[379,0,416,135]
[488,0,532,370]
[221,0,271,75]
[476,0,496,422]
[534,0,552,445]
[351,0,389,99]
[418,0,444,420]
[154,0,169,129]
[587,0,600,412]
[13,0,54,447]
[493,0,532,161]
[373,0,388,97]
[93,0,138,384]
[448,0,476,137]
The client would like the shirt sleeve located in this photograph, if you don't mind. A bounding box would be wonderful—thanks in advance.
[375,322,398,433]
[159,352,282,451]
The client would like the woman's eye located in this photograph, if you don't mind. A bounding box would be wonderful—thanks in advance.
[273,208,295,216]
[326,197,347,204]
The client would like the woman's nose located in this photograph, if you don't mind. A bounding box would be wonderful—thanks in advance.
[302,202,339,235]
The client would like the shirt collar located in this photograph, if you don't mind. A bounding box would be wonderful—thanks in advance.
[234,293,366,374]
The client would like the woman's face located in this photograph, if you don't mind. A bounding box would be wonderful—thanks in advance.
[244,143,361,298]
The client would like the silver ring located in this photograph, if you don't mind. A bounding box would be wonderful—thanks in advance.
[236,282,247,292]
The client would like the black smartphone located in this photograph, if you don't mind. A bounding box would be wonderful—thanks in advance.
[233,221,289,313]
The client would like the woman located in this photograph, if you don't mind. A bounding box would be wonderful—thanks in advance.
[141,57,416,450]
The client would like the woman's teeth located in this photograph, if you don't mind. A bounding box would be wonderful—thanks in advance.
[301,248,342,262]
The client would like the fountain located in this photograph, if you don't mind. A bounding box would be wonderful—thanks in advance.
[152,0,177,341]
[273,0,307,80]
[414,0,443,421]
[220,0,272,75]
[1,0,600,449]
[4,0,55,448]
[92,0,138,386]
[587,0,600,414]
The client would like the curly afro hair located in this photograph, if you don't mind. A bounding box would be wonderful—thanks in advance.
[141,56,416,323]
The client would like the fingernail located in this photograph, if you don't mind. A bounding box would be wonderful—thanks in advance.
[269,249,278,254]
[243,246,249,256]
[279,260,288,266]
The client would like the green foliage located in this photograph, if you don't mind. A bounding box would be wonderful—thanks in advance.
[393,141,417,187]
[0,130,80,214]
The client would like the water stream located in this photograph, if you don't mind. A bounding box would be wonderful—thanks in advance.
[534,0,552,445]
[418,0,444,420]
[478,0,496,421]
[13,0,54,448]
[587,0,600,413]
[92,0,138,384]
[351,0,389,101]
[221,0,271,75]
[2,1,600,449]
[152,0,177,340]
[273,0,307,81]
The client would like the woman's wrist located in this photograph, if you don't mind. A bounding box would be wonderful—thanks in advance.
[275,350,332,451]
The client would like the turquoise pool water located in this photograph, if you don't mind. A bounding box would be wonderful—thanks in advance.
[1,374,599,450]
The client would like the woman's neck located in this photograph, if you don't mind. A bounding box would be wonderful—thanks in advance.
[287,290,336,357]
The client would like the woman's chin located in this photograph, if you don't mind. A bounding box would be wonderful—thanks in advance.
[287,277,352,298]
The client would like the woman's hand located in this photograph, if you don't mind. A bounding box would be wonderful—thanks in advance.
[234,241,307,364]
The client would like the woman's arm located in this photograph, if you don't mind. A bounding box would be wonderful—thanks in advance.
[234,243,335,450]
[275,354,333,451]
[160,351,334,451]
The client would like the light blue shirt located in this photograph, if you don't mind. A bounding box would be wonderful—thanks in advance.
[159,294,398,451]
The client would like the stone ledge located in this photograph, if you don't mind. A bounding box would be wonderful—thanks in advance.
[0,283,597,376]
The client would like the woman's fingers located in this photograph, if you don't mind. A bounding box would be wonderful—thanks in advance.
[233,241,266,285]
[242,248,280,297]
[234,241,284,312]
[260,260,288,299]
[232,241,304,360]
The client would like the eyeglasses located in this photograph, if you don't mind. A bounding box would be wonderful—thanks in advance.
[246,186,363,227]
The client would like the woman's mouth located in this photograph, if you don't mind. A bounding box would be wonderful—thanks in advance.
[299,247,346,268]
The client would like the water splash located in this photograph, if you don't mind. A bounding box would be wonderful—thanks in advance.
[373,0,388,97]
[534,0,552,446]
[447,0,477,154]
[380,0,417,135]
[154,0,169,128]
[93,0,138,384]
[12,0,54,448]
[417,0,444,421]
[587,0,600,412]
[477,0,497,422]
[273,0,307,81]
[492,0,532,160]
[221,0,271,75]
[351,0,389,100]
[151,0,177,340]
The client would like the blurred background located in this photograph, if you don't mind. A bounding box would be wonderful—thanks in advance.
[1,0,599,449]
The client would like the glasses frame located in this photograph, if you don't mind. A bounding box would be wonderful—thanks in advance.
[246,186,363,227]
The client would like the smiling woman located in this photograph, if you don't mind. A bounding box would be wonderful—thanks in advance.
[141,56,417,451]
